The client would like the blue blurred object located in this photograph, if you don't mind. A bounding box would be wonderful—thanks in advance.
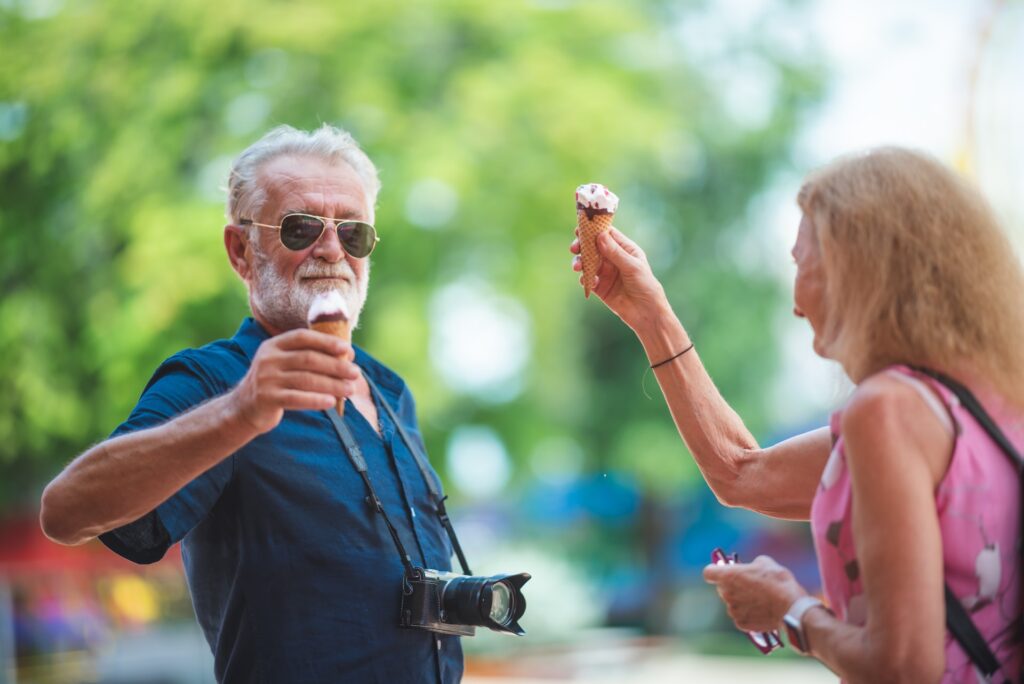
[521,472,640,529]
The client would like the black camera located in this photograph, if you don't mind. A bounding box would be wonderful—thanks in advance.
[400,567,531,637]
[324,386,532,639]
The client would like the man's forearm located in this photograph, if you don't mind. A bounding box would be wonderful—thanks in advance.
[40,391,258,546]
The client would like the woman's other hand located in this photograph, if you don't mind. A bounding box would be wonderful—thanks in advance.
[703,555,808,632]
[569,227,672,333]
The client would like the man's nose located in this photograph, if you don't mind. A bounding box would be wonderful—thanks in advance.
[311,221,344,262]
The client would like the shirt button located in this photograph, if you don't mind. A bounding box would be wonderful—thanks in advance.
[436,638,442,651]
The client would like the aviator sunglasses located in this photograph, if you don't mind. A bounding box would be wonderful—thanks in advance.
[241,213,380,257]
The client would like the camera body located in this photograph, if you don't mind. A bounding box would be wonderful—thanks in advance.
[400,567,530,637]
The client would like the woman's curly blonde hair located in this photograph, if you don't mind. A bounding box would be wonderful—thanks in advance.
[797,147,1024,407]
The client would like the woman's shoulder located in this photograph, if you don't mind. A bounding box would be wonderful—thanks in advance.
[841,367,955,483]
[845,365,955,427]
[844,368,926,421]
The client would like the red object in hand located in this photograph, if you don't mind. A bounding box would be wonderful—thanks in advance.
[710,547,784,655]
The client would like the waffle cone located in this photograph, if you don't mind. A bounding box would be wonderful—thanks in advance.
[577,210,615,298]
[311,319,352,415]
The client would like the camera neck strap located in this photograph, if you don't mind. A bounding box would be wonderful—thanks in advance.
[324,375,472,576]
[363,375,472,576]
[325,407,417,576]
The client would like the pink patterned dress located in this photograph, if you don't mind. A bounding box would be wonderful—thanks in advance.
[810,365,1023,682]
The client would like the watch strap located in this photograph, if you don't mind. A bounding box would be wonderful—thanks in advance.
[784,596,825,654]
[787,596,824,623]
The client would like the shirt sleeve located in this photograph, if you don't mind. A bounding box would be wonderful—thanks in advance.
[99,352,234,565]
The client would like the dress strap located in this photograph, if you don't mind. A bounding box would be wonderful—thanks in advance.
[884,368,955,437]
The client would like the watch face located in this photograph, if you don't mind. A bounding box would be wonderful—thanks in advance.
[783,614,807,654]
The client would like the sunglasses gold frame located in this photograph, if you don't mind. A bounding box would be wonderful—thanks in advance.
[240,213,380,257]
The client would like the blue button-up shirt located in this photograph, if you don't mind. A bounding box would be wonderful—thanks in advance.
[99,318,463,683]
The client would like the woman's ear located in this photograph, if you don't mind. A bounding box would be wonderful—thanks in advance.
[224,224,253,283]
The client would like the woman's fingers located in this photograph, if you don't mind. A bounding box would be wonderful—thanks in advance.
[570,225,652,306]
[569,234,580,254]
[592,256,619,297]
[608,227,643,256]
[596,230,637,271]
[703,563,728,584]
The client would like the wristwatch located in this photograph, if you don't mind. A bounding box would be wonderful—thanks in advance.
[783,596,826,655]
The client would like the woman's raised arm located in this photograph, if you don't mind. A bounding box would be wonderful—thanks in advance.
[572,227,830,519]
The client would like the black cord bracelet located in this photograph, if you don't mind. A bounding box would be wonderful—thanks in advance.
[650,342,695,369]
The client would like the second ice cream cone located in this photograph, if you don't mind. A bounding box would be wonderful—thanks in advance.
[577,210,614,298]
[574,183,620,298]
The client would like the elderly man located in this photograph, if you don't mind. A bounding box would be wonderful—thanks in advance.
[40,125,463,683]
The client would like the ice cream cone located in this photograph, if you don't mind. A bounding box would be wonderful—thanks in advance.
[574,183,619,298]
[310,319,351,340]
[577,210,615,298]
[307,292,352,416]
[311,318,352,415]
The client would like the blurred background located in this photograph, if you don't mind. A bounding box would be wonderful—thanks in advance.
[1,0,1022,681]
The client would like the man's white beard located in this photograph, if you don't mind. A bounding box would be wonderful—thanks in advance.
[249,250,368,333]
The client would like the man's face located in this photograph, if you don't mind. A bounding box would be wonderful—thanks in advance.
[246,155,373,335]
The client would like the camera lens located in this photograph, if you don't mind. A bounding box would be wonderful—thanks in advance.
[489,582,513,625]
[437,571,530,635]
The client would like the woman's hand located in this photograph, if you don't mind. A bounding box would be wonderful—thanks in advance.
[703,555,807,632]
[569,227,672,333]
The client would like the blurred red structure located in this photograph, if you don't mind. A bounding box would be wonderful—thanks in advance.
[0,515,181,575]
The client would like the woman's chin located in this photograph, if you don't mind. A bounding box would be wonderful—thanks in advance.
[810,335,830,359]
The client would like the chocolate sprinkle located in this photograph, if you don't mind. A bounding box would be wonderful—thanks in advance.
[576,203,613,220]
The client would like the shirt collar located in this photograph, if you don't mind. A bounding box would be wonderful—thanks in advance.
[353,345,406,410]
[232,317,271,361]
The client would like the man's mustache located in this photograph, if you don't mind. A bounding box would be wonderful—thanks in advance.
[297,265,355,280]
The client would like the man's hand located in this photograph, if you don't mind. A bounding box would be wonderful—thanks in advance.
[229,329,360,435]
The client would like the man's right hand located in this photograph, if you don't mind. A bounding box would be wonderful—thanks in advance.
[39,328,359,546]
[229,329,360,435]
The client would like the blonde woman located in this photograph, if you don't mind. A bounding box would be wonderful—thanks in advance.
[571,148,1024,682]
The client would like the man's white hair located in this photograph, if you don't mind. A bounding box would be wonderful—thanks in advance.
[226,123,381,224]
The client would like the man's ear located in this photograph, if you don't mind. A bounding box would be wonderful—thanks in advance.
[224,224,253,283]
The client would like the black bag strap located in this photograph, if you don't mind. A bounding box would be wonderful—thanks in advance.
[944,585,1004,679]
[363,375,473,576]
[912,367,1024,472]
[910,366,1021,682]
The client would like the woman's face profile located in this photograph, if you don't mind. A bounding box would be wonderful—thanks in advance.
[791,215,828,356]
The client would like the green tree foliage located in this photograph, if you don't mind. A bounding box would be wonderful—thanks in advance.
[0,0,823,508]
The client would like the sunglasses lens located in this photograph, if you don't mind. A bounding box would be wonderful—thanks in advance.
[280,215,325,250]
[338,222,376,258]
